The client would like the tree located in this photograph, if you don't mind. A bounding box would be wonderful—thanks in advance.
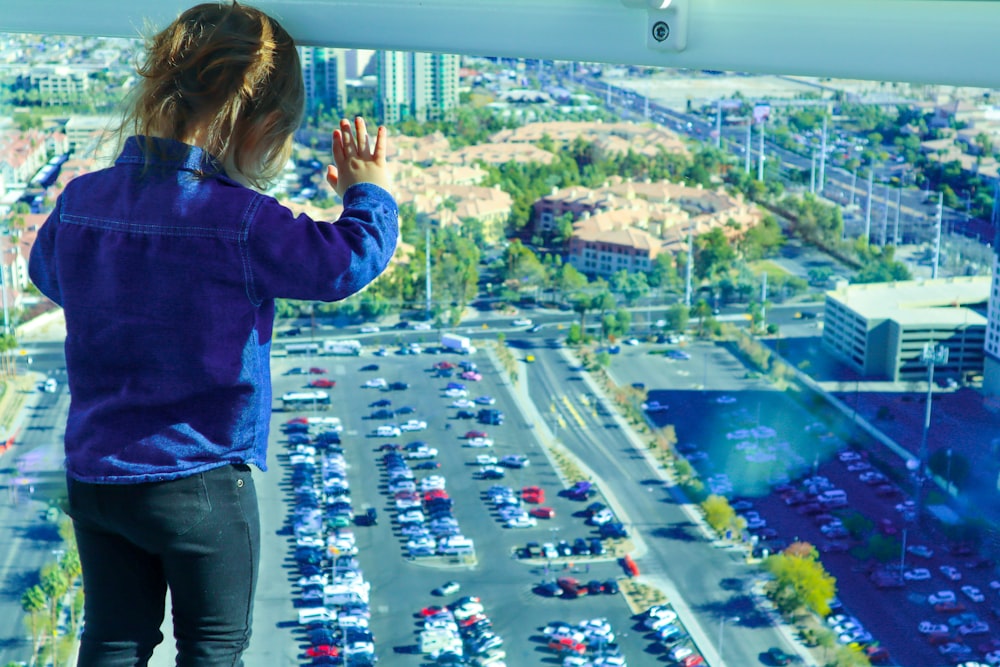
[612,270,649,307]
[664,303,689,332]
[701,494,741,536]
[21,586,47,666]
[763,542,837,617]
[40,564,69,658]
[694,228,736,281]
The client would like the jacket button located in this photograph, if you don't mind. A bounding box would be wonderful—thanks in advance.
[237,479,244,488]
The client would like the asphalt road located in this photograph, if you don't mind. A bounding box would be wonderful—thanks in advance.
[0,340,71,667]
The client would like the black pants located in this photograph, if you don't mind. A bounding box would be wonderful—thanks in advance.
[67,464,260,667]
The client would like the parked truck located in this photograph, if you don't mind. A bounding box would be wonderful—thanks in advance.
[441,333,475,354]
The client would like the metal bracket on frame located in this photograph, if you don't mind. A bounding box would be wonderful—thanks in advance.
[621,0,688,52]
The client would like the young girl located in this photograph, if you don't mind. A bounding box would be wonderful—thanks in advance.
[28,3,397,665]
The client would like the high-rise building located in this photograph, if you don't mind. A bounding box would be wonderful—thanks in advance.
[299,47,347,119]
[375,51,459,125]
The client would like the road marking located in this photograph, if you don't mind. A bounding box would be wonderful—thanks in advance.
[560,395,587,429]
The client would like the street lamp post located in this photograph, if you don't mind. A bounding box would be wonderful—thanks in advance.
[718,615,741,666]
[916,342,948,511]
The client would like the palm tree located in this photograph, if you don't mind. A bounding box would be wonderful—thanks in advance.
[40,565,69,664]
[21,585,46,666]
[59,549,82,633]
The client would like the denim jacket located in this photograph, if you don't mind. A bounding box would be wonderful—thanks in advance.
[28,136,398,483]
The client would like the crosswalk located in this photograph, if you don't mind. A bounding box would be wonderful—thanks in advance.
[545,393,604,431]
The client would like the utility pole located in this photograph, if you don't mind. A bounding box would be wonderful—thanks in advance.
[760,272,768,331]
[684,227,693,308]
[644,95,649,120]
[818,115,828,192]
[932,192,943,279]
[715,101,722,148]
[809,148,816,194]
[744,121,752,175]
[849,167,857,208]
[893,184,902,245]
[880,182,890,246]
[425,225,432,318]
[863,169,874,245]
[757,119,766,182]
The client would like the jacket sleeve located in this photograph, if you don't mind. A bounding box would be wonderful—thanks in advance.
[244,183,398,304]
[27,197,63,306]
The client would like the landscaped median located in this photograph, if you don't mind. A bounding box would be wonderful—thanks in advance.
[0,372,44,455]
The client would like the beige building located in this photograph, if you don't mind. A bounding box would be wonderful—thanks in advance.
[822,278,990,382]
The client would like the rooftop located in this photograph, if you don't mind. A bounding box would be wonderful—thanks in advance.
[827,277,991,325]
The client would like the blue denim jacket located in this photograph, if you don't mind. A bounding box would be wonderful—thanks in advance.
[28,136,398,483]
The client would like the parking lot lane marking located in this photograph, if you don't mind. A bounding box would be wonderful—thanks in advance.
[561,395,587,429]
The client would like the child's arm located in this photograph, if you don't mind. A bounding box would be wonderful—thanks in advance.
[326,117,392,196]
[245,117,398,304]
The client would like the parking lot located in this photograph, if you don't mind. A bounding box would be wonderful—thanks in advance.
[249,346,658,666]
[607,339,1000,667]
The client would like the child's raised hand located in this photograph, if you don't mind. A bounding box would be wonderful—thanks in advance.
[326,117,391,197]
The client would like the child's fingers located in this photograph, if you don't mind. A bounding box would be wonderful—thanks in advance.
[372,126,387,164]
[354,117,368,153]
[332,129,346,164]
[326,165,339,189]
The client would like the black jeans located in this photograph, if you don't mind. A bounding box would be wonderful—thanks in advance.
[67,464,260,667]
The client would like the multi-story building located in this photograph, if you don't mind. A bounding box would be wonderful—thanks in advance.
[985,251,1000,396]
[823,277,990,382]
[19,65,90,103]
[0,129,49,188]
[567,218,662,278]
[375,51,459,124]
[299,47,347,119]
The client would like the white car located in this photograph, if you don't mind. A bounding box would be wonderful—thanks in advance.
[360,325,380,333]
[928,590,956,605]
[467,437,494,448]
[375,425,401,437]
[668,646,693,662]
[506,515,536,528]
[400,419,428,432]
[641,400,668,412]
[451,398,475,408]
[837,450,862,462]
[940,565,962,581]
[961,585,985,602]
[512,318,532,326]
[904,568,931,581]
[475,455,498,466]
[420,476,447,491]
[646,605,678,623]
[364,378,388,389]
[407,447,439,460]
[918,621,948,634]
[445,388,469,398]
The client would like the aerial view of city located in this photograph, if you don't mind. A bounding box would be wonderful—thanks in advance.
[0,4,999,667]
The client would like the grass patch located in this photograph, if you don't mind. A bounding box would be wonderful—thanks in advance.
[750,259,793,279]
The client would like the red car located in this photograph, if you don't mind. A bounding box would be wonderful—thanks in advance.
[521,486,545,503]
[309,378,335,388]
[464,430,487,439]
[460,371,482,381]
[285,416,309,425]
[529,507,555,519]
[420,605,447,617]
[424,490,449,502]
[434,361,455,370]
[305,645,339,658]
[309,367,328,374]
[548,637,586,654]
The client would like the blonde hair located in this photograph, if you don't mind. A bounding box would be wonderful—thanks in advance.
[118,2,304,188]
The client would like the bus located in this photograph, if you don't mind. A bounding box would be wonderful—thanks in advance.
[284,342,320,356]
[281,391,330,411]
[324,339,363,356]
